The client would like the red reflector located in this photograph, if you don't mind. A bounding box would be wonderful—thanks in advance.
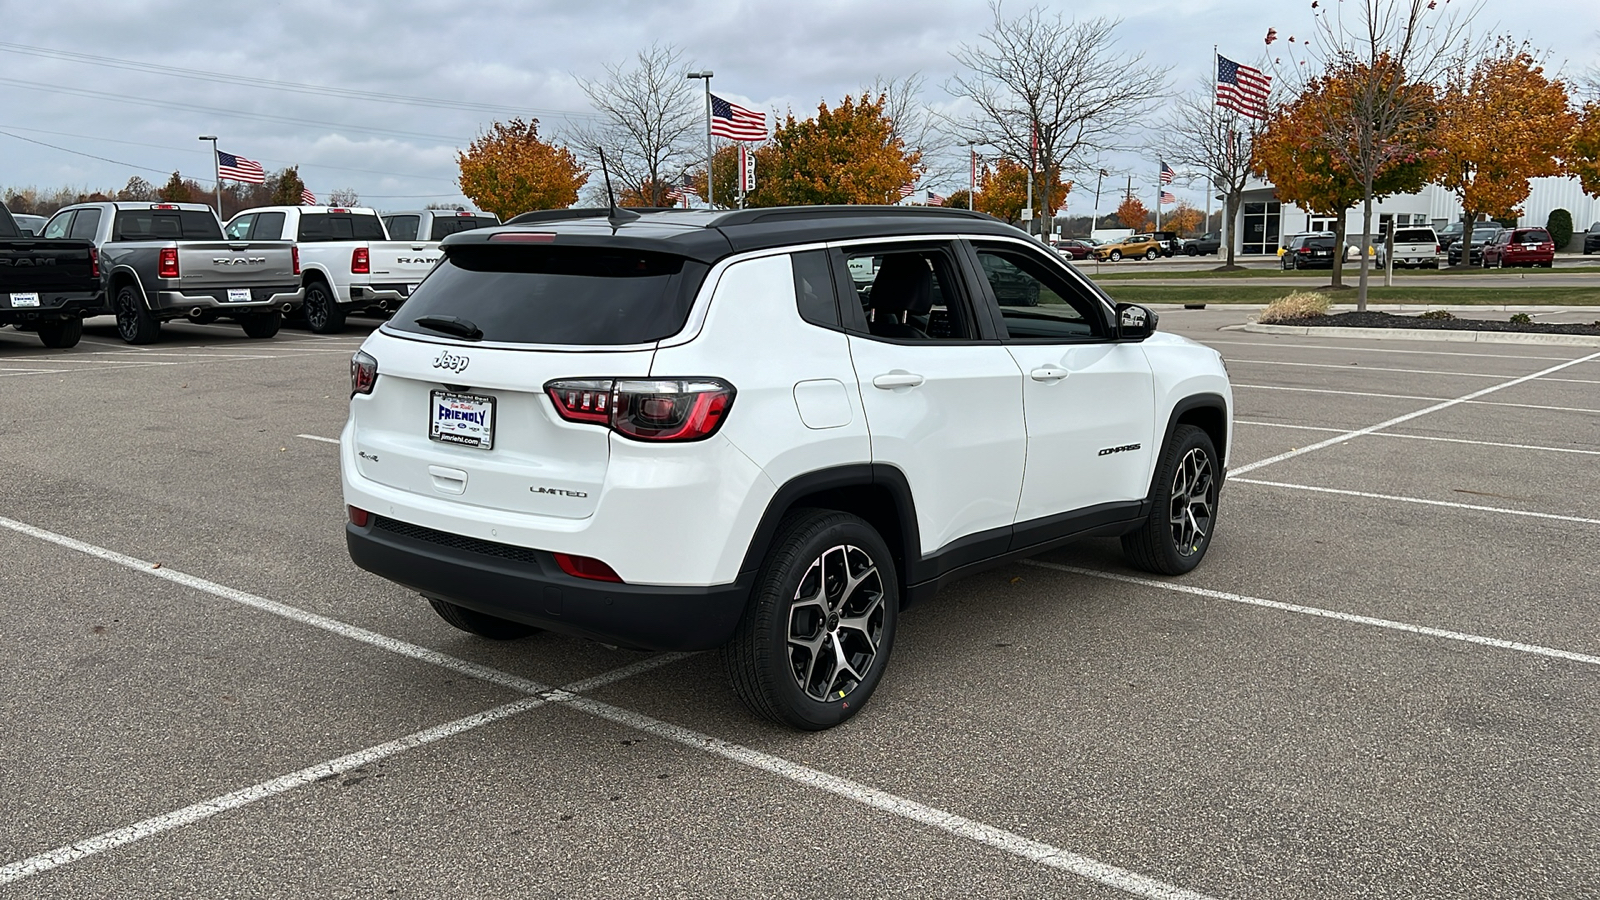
[158,247,180,278]
[347,506,371,527]
[489,232,557,243]
[553,553,622,583]
[291,245,300,276]
[351,246,370,274]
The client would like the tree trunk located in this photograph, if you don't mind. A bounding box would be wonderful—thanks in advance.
[1331,213,1348,289]
[1458,215,1476,270]
[1223,192,1241,268]
[1357,193,1374,312]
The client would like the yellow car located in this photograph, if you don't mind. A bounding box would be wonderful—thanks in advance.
[1092,234,1164,261]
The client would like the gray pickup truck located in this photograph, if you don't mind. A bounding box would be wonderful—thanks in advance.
[43,202,304,344]
[1,205,101,348]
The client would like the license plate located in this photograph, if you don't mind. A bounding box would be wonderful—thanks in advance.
[429,391,495,449]
[1314,251,1329,257]
[8,292,40,308]
[226,288,252,303]
[406,284,419,295]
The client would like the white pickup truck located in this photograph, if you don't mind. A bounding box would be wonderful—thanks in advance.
[227,206,440,333]
[380,209,498,244]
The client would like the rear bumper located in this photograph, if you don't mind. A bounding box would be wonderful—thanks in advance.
[348,283,411,307]
[153,286,304,315]
[346,515,753,651]
[0,290,102,321]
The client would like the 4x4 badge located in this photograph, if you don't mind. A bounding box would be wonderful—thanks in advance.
[432,351,469,373]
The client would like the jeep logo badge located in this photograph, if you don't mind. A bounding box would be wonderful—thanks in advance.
[432,351,469,373]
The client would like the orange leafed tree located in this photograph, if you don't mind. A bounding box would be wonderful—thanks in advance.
[1114,195,1149,231]
[1163,202,1203,235]
[1435,45,1575,261]
[1567,102,1600,198]
[745,93,920,206]
[457,118,588,219]
[971,158,1070,227]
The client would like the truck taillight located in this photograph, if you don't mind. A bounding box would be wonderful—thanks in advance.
[89,246,99,279]
[545,378,735,442]
[291,245,300,276]
[350,350,378,396]
[158,247,179,278]
[351,247,370,274]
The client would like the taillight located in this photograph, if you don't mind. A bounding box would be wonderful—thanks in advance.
[291,245,300,276]
[350,350,378,396]
[351,247,370,274]
[347,505,371,527]
[545,378,735,442]
[158,247,179,278]
[89,246,99,279]
[553,552,622,583]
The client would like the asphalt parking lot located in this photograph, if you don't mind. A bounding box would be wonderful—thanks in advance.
[2,310,1597,899]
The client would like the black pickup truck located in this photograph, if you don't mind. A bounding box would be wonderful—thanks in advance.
[1,206,101,348]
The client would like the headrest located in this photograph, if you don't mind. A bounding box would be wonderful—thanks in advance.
[869,255,934,317]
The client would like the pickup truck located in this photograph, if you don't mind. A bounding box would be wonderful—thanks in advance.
[380,209,498,243]
[1,205,101,348]
[43,202,303,344]
[228,206,441,334]
[1182,232,1221,256]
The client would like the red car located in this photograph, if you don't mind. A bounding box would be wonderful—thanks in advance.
[1482,227,1555,268]
[1052,239,1094,260]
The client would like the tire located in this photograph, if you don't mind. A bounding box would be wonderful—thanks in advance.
[722,510,898,731]
[1186,245,1198,256]
[1144,249,1159,260]
[114,283,160,345]
[427,598,539,640]
[36,318,82,349]
[1121,425,1221,576]
[1110,250,1122,261]
[302,280,346,334]
[238,311,281,339]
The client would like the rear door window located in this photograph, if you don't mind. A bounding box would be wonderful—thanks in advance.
[389,245,708,346]
[113,209,223,241]
[428,215,494,241]
[67,208,101,241]
[250,212,286,240]
[385,216,419,241]
[225,214,255,240]
[297,213,385,242]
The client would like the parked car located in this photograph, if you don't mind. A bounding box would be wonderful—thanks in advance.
[1092,233,1165,261]
[1149,230,1180,257]
[228,206,441,333]
[1377,226,1440,268]
[1447,226,1504,266]
[381,209,499,243]
[0,204,101,348]
[341,205,1233,730]
[1052,238,1094,260]
[45,202,302,344]
[12,213,47,237]
[1584,222,1600,255]
[1437,221,1465,255]
[1280,233,1339,269]
[1182,232,1221,256]
[1481,227,1555,268]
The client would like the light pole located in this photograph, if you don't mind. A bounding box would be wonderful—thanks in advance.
[198,135,219,214]
[966,140,981,211]
[686,71,713,207]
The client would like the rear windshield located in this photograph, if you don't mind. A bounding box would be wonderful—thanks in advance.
[297,213,386,242]
[389,245,709,346]
[1303,236,1335,249]
[1517,229,1551,243]
[114,209,223,241]
[1393,229,1435,244]
[0,208,18,239]
[429,215,496,241]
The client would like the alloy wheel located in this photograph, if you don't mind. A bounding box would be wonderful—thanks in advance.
[1168,447,1215,557]
[306,287,328,330]
[787,544,886,702]
[115,290,138,341]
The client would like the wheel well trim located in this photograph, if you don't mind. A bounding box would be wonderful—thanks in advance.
[1149,392,1229,499]
[109,265,150,310]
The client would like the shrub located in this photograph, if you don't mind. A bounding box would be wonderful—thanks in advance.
[1509,312,1533,324]
[1258,291,1332,323]
[1420,309,1456,320]
[1546,209,1574,250]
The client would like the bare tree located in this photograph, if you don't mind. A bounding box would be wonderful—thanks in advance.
[1285,0,1481,309]
[947,4,1167,237]
[572,43,703,208]
[865,74,959,187]
[328,187,361,207]
[1153,82,1265,269]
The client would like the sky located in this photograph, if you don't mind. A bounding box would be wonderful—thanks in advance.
[2,0,1596,215]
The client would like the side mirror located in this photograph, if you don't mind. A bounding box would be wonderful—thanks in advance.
[1116,302,1157,341]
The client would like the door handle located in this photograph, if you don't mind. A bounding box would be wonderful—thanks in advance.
[1029,366,1070,382]
[411,244,426,251]
[872,372,925,389]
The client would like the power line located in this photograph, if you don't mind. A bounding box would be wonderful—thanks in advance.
[0,41,600,122]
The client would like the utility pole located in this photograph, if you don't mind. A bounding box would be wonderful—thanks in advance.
[686,71,714,207]
[198,135,219,215]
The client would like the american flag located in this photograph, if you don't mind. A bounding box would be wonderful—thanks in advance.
[897,183,916,199]
[1160,162,1175,185]
[300,187,316,205]
[1160,191,1176,205]
[1217,54,1271,120]
[927,192,946,206]
[710,94,767,141]
[216,150,266,184]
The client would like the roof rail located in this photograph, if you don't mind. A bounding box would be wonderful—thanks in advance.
[707,205,997,227]
[504,207,674,226]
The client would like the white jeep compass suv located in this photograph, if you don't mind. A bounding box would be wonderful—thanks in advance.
[342,206,1232,730]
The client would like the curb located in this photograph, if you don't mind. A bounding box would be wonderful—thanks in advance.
[1236,322,1600,347]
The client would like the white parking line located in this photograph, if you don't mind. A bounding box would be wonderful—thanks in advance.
[0,514,1214,900]
[296,434,340,445]
[1230,477,1600,526]
[1231,350,1600,476]
[1021,560,1600,668]
[1236,420,1600,456]
[1233,384,1447,402]
[1225,358,1509,379]
[1203,338,1575,361]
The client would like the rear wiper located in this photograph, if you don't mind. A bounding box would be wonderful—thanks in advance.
[413,315,483,341]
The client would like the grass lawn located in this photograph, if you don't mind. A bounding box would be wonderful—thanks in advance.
[1097,283,1600,306]
[1089,263,1600,280]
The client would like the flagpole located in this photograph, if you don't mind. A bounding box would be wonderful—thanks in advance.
[199,135,219,216]
[1155,163,1161,232]
[687,71,714,207]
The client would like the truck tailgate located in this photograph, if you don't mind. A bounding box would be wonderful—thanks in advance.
[177,241,298,289]
[366,241,441,286]
[0,239,98,293]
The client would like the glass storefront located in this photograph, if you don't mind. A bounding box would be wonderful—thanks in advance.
[1242,201,1282,255]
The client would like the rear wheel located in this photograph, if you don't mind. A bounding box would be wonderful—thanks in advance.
[1144,249,1159,260]
[302,281,346,334]
[37,318,82,349]
[427,598,539,640]
[722,510,898,730]
[114,284,160,345]
[238,311,281,339]
[1122,425,1221,576]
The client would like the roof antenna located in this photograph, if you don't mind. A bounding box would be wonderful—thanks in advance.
[597,147,639,233]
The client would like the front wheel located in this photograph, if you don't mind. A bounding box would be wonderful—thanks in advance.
[302,281,346,334]
[239,311,281,339]
[115,284,160,345]
[1186,245,1199,256]
[37,318,82,349]
[1122,425,1221,576]
[1109,250,1123,262]
[722,510,898,731]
